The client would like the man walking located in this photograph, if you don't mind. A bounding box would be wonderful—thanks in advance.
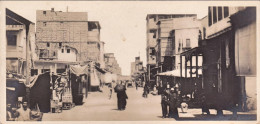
[114,82,128,110]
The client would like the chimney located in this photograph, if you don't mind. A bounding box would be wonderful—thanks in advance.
[51,8,54,12]
[66,6,68,12]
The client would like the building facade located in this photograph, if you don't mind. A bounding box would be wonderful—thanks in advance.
[146,14,198,87]
[199,6,256,112]
[104,53,122,75]
[6,8,36,76]
[36,8,88,61]
[130,57,144,76]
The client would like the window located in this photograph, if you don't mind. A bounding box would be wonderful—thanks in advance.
[186,39,190,47]
[224,7,229,18]
[153,33,156,38]
[31,69,38,76]
[43,22,47,26]
[67,49,70,53]
[62,49,64,53]
[150,48,155,55]
[47,43,50,47]
[7,35,17,46]
[59,43,62,47]
[53,51,56,56]
[218,7,223,21]
[208,7,212,26]
[43,11,46,15]
[41,69,50,73]
[57,69,66,74]
[213,7,217,24]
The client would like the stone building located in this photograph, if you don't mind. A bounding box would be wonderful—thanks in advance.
[104,53,121,75]
[36,8,88,61]
[130,57,144,76]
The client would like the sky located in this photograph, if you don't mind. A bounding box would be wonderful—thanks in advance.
[2,1,208,75]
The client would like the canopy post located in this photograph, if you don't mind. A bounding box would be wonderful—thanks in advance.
[196,54,198,78]
[180,55,182,78]
[190,56,192,99]
[185,57,187,78]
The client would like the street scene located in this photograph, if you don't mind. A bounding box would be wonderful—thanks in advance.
[3,1,257,122]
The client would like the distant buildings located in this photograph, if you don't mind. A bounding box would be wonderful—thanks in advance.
[104,53,122,75]
[130,56,146,82]
[130,57,144,76]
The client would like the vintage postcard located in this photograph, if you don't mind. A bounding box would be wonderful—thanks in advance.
[0,1,259,123]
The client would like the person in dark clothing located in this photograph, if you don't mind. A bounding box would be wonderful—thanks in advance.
[114,84,128,110]
[143,84,149,98]
[201,91,210,115]
[71,73,83,105]
[168,88,179,119]
[135,81,138,90]
[161,88,168,118]
[29,72,51,113]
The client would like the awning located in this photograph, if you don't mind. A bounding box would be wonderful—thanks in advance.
[70,65,89,76]
[156,69,202,78]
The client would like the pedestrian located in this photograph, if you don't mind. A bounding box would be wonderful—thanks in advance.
[161,87,168,118]
[143,84,149,98]
[114,83,128,110]
[17,101,31,121]
[109,81,115,99]
[201,91,210,115]
[167,88,179,119]
[135,81,138,90]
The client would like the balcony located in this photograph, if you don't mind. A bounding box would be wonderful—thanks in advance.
[207,17,231,38]
[38,49,57,60]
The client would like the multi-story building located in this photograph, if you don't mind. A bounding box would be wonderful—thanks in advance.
[87,21,105,68]
[104,53,122,75]
[34,8,105,74]
[156,16,200,71]
[36,8,89,62]
[6,8,36,76]
[146,14,197,87]
[130,56,146,85]
[130,57,144,76]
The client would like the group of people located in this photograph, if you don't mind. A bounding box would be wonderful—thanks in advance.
[161,84,180,119]
[6,98,43,121]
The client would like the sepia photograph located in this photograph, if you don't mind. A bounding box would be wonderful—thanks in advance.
[0,1,258,123]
